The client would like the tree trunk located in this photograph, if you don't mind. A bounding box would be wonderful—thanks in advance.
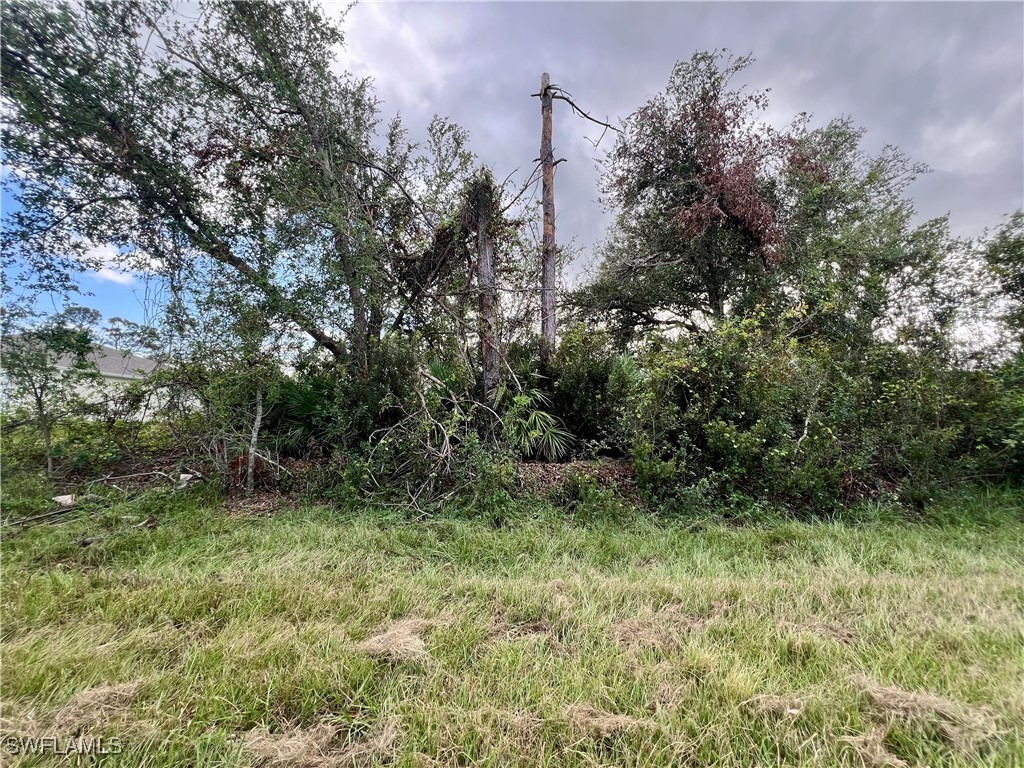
[477,208,499,401]
[39,412,53,478]
[333,231,369,373]
[539,72,557,365]
[245,384,263,497]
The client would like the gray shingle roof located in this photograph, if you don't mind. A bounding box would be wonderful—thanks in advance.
[57,344,158,380]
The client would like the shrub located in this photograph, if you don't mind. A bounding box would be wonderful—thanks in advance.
[549,467,633,524]
[550,324,618,449]
[603,317,1006,515]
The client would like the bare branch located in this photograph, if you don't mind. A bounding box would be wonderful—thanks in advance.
[549,87,622,147]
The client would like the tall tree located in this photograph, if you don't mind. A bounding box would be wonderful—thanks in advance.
[575,52,797,338]
[574,51,969,354]
[1,0,475,372]
[465,170,502,400]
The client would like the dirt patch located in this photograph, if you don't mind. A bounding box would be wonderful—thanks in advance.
[242,717,401,767]
[839,725,910,768]
[518,460,635,497]
[358,619,432,663]
[851,675,998,749]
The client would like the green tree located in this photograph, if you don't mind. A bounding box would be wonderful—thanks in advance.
[1,0,476,372]
[574,52,971,358]
[983,211,1024,345]
[1,310,101,475]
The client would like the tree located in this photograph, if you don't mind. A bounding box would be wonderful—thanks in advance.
[1,310,101,476]
[102,317,160,355]
[576,51,971,359]
[463,169,502,400]
[2,0,475,372]
[983,211,1024,346]
[577,51,799,338]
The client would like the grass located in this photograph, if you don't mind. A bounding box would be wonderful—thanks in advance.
[1,485,1023,766]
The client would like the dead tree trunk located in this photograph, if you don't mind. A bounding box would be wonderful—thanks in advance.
[477,206,499,401]
[539,72,557,365]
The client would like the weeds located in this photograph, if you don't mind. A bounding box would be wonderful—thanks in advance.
[1,487,1023,766]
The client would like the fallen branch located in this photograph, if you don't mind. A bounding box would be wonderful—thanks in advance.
[3,505,81,528]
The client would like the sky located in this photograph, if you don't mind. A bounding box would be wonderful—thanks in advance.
[4,0,1023,326]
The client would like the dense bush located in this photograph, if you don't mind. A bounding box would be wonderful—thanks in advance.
[549,325,618,450]
[542,316,1019,515]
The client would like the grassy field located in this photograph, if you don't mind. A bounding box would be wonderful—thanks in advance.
[2,486,1024,766]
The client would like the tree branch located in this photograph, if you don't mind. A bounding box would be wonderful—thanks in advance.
[548,86,622,147]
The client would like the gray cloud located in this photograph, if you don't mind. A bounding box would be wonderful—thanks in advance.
[336,1,1023,282]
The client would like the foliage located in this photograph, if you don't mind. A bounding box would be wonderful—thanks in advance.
[574,51,803,339]
[983,211,1024,342]
[1,308,103,475]
[2,22,1022,517]
[547,467,634,524]
[599,318,1011,514]
[548,324,618,449]
[1,0,476,366]
[496,385,573,462]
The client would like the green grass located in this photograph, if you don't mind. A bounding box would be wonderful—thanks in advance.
[2,486,1023,766]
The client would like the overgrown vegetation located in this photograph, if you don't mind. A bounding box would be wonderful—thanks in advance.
[2,487,1023,766]
[3,4,1021,516]
[1,4,1023,759]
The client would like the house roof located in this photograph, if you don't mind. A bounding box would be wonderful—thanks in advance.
[3,336,159,381]
[57,344,159,380]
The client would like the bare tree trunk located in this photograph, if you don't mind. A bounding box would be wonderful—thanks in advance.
[245,384,263,497]
[477,208,499,400]
[539,72,557,365]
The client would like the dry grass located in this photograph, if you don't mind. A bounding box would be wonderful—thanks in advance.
[356,619,433,663]
[242,718,402,767]
[487,616,551,642]
[1,681,143,738]
[742,693,812,718]
[2,487,1023,766]
[851,674,1001,749]
[839,725,910,768]
[609,602,720,651]
[563,704,653,738]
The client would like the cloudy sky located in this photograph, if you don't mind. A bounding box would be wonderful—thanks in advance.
[21,0,1022,321]
[336,0,1023,284]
